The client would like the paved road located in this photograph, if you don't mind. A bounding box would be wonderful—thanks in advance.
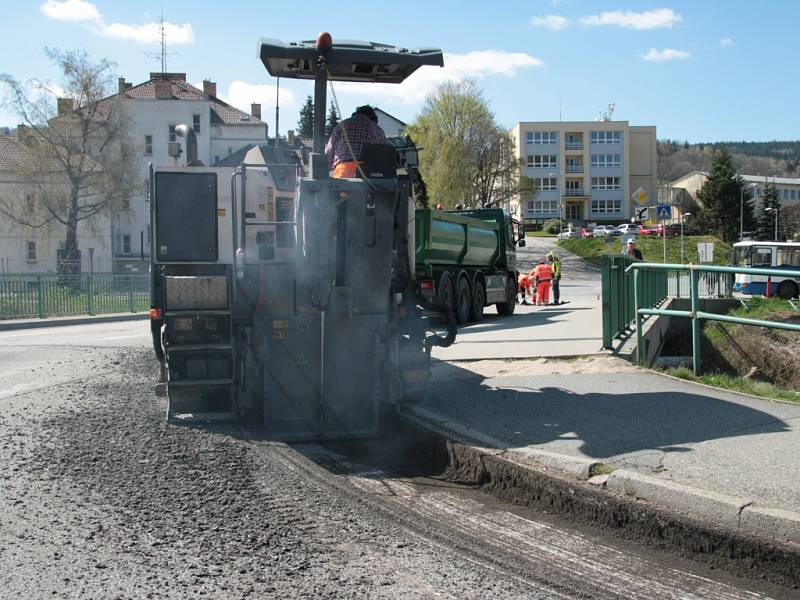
[433,236,605,360]
[1,322,790,598]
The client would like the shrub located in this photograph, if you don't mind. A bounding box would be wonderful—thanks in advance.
[543,219,560,234]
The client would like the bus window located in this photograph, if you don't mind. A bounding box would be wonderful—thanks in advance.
[752,247,772,266]
[778,248,800,267]
[734,246,751,266]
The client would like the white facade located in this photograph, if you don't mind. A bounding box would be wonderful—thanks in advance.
[112,75,268,273]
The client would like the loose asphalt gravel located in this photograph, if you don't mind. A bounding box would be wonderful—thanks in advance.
[1,344,795,599]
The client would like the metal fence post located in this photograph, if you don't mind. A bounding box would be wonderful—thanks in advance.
[634,268,643,364]
[36,276,44,319]
[601,256,612,348]
[87,275,94,315]
[128,276,135,313]
[691,269,701,375]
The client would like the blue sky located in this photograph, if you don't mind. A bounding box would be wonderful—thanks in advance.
[1,0,798,142]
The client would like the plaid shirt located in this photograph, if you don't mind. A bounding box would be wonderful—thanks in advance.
[325,114,386,168]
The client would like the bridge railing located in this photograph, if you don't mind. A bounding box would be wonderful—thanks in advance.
[625,263,800,374]
[0,273,149,320]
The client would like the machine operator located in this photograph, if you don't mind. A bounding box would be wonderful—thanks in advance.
[325,105,386,178]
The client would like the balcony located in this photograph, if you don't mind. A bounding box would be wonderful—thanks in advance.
[565,164,583,173]
[565,188,585,197]
[565,142,583,151]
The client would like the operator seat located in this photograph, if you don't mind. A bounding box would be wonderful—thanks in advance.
[358,144,397,179]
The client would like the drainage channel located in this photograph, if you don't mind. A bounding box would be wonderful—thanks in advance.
[245,420,794,600]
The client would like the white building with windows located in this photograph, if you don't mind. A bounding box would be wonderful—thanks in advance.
[668,171,800,209]
[509,120,657,227]
[111,73,268,272]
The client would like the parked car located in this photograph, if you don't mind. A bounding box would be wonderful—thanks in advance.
[640,224,663,235]
[592,225,618,237]
[663,223,699,236]
[616,224,643,236]
[558,228,581,240]
[578,227,592,238]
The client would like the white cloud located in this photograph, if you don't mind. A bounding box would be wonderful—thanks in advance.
[97,21,194,44]
[720,37,734,47]
[641,47,691,62]
[40,0,100,22]
[330,50,544,105]
[40,1,194,45]
[224,81,297,116]
[580,8,681,30]
[530,15,569,31]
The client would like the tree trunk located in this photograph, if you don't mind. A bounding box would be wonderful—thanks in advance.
[60,183,81,275]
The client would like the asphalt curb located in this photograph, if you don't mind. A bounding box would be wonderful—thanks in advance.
[0,312,149,331]
[401,404,800,587]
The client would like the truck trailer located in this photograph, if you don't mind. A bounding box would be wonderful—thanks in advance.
[148,34,455,439]
[415,208,526,323]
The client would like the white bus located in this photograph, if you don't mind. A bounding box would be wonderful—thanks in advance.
[732,241,800,299]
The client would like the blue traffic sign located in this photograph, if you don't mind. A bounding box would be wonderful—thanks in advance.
[655,204,672,221]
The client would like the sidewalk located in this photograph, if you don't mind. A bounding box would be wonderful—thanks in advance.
[407,355,800,545]
[0,312,148,331]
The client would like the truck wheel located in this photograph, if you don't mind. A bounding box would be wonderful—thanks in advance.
[777,280,799,300]
[496,277,516,316]
[436,273,455,324]
[470,280,485,322]
[455,276,471,324]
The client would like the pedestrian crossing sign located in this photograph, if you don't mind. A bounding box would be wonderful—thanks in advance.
[655,205,672,221]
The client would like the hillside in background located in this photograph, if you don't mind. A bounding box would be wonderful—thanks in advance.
[658,140,800,184]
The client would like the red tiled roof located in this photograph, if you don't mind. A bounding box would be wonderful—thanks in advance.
[0,134,31,171]
[123,78,265,126]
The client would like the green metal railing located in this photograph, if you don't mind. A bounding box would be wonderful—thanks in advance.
[626,263,800,374]
[602,255,669,348]
[0,273,149,320]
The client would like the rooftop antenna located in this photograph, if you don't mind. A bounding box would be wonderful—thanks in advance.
[143,1,177,75]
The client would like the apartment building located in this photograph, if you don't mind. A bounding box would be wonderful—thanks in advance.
[509,120,657,227]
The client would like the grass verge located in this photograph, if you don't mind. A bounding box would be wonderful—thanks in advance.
[558,235,731,266]
[525,230,556,238]
[665,366,800,405]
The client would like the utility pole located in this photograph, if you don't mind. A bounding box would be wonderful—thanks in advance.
[275,77,280,146]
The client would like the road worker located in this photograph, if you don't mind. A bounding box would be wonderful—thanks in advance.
[517,272,534,305]
[531,259,554,306]
[547,252,562,305]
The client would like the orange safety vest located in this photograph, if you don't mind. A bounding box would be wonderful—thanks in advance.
[531,263,554,282]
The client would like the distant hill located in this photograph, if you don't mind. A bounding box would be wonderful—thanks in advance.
[658,140,800,184]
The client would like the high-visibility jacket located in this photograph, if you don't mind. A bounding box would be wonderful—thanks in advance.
[550,258,561,279]
[531,263,553,282]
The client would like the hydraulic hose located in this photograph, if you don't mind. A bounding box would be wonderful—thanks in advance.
[419,296,457,350]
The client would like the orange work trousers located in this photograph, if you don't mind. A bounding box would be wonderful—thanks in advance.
[536,280,551,305]
[332,160,364,178]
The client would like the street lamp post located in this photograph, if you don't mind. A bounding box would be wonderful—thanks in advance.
[681,212,692,263]
[548,171,561,236]
[765,207,779,241]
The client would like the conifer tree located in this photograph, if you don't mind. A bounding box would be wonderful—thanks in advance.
[695,148,754,242]
[296,95,314,138]
[755,184,781,241]
[325,105,339,137]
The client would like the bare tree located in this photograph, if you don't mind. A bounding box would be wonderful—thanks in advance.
[1,48,136,273]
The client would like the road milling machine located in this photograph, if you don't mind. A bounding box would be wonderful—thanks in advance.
[148,34,457,439]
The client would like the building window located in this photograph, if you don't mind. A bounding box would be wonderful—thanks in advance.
[214,155,220,164]
[591,199,622,214]
[25,193,36,213]
[193,114,201,134]
[534,177,557,191]
[591,176,621,190]
[122,234,131,255]
[26,240,37,261]
[527,131,557,144]
[590,131,623,144]
[792,189,797,200]
[528,199,558,214]
[144,135,153,155]
[168,124,176,142]
[591,153,622,168]
[532,154,557,168]
[526,155,534,167]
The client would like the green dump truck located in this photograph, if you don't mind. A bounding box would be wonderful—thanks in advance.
[415,208,526,323]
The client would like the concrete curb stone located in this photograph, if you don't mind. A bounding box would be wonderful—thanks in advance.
[404,404,800,548]
[0,312,148,331]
